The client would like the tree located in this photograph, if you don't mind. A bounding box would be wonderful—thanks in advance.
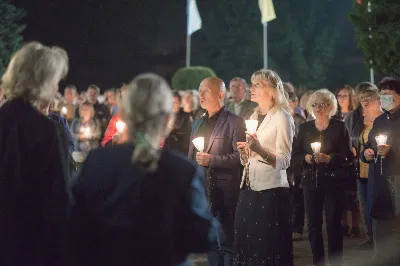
[349,0,400,77]
[171,66,216,90]
[192,0,358,89]
[0,0,25,75]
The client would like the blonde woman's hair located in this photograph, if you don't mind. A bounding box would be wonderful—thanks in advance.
[306,89,338,118]
[251,68,289,111]
[123,73,173,173]
[1,42,68,103]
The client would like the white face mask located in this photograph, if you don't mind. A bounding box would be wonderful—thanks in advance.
[380,95,396,111]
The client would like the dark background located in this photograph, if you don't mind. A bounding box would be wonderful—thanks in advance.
[10,0,368,92]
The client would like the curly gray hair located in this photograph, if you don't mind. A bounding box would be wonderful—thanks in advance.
[1,42,68,103]
[122,73,174,172]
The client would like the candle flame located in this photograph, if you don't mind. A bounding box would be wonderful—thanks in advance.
[116,120,126,133]
[192,137,204,152]
[245,120,258,134]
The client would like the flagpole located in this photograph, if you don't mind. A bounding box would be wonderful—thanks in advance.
[263,22,268,68]
[368,1,374,84]
[186,0,191,67]
[186,34,191,67]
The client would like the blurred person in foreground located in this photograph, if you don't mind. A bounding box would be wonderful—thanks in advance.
[0,86,6,107]
[361,77,400,265]
[70,73,217,266]
[0,42,70,266]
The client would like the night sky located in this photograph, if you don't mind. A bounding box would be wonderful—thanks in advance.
[10,0,365,92]
[12,0,187,92]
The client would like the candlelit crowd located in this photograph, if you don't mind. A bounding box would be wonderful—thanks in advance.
[0,42,399,266]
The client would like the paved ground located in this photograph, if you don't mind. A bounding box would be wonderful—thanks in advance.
[188,230,373,266]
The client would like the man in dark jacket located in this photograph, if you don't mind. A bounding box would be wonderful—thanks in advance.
[188,77,246,266]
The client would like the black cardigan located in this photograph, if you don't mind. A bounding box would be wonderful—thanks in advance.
[292,118,354,189]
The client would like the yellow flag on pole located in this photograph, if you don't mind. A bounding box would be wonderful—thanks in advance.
[258,0,276,23]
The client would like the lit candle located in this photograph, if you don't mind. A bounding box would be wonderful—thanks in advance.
[84,127,91,138]
[116,120,126,133]
[311,142,321,154]
[245,120,258,135]
[61,107,67,116]
[192,137,204,152]
[375,134,387,146]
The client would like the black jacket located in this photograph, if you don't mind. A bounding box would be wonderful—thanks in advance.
[0,99,70,266]
[292,119,354,190]
[361,109,400,219]
[70,143,217,266]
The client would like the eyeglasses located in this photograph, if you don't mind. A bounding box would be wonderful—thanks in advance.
[337,94,349,99]
[311,102,330,108]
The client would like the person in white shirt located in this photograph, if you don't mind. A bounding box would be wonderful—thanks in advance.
[234,69,295,266]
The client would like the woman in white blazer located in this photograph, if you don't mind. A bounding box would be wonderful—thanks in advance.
[233,69,295,266]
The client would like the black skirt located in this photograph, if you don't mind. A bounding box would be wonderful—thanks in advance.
[233,186,293,266]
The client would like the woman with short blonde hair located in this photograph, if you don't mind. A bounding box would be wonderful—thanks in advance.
[235,69,295,265]
[0,42,70,266]
[292,89,354,265]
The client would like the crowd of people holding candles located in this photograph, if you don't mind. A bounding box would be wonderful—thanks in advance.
[0,41,399,266]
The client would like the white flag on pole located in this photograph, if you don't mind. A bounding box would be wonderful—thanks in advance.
[187,0,202,35]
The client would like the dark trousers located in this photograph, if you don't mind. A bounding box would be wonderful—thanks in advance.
[358,179,373,239]
[304,184,345,265]
[291,175,305,234]
[207,207,234,266]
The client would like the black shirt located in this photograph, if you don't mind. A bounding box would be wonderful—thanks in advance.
[192,107,224,160]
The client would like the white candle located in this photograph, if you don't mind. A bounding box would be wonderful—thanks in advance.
[311,142,321,154]
[116,120,126,133]
[375,134,387,146]
[61,107,67,116]
[84,127,91,138]
[245,120,258,134]
[192,137,205,152]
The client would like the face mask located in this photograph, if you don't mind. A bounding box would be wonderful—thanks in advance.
[380,95,395,111]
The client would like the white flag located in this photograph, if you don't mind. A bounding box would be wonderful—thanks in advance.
[187,0,202,35]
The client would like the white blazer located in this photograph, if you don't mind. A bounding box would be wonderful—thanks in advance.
[240,107,295,191]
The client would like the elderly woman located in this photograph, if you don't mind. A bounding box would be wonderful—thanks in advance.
[70,73,217,266]
[292,89,354,265]
[354,86,383,248]
[0,42,69,265]
[234,69,295,265]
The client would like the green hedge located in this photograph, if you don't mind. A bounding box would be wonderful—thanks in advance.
[171,66,216,91]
